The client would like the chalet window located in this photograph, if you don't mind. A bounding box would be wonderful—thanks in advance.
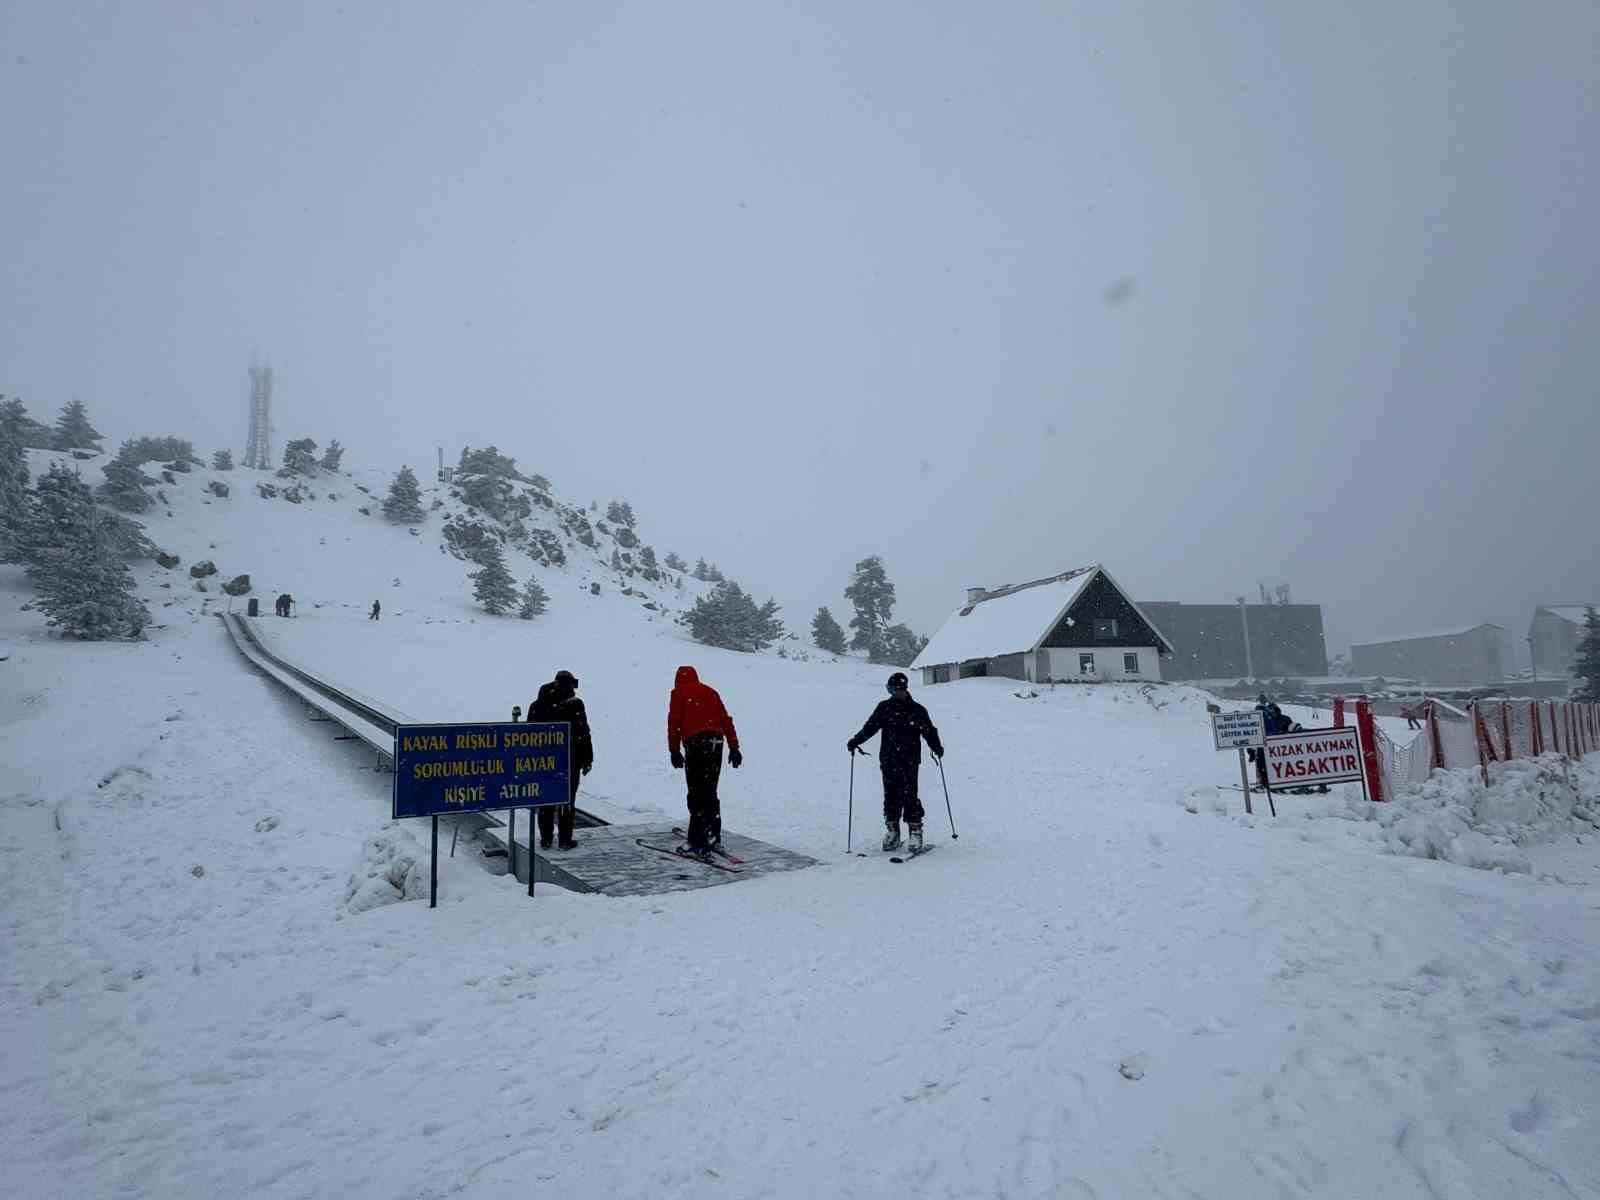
[1093,618,1119,640]
[1079,652,1095,675]
[1123,652,1140,673]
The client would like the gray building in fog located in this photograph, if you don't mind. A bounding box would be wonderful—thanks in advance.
[1528,606,1597,678]
[1349,624,1506,686]
[1137,601,1328,681]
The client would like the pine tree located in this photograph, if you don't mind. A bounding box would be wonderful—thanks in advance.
[664,551,687,572]
[51,399,103,452]
[611,548,624,571]
[811,606,847,654]
[880,623,928,668]
[319,439,345,471]
[211,449,234,471]
[845,555,896,660]
[382,466,424,522]
[519,576,549,620]
[756,597,784,646]
[470,542,517,615]
[706,563,725,583]
[21,463,149,639]
[1574,607,1600,703]
[684,580,783,652]
[639,545,657,569]
[693,557,711,581]
[0,415,29,562]
[281,437,318,476]
[1,397,54,449]
[606,499,635,527]
[99,445,153,513]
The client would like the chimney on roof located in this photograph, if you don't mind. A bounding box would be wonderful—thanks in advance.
[966,586,988,604]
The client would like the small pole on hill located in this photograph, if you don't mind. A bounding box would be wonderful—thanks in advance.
[1238,747,1253,816]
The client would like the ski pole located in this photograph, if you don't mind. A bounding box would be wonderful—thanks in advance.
[847,750,855,853]
[936,756,958,839]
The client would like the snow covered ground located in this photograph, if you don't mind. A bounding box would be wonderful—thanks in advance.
[3,457,1599,1198]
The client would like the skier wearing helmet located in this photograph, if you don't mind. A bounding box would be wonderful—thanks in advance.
[847,672,945,852]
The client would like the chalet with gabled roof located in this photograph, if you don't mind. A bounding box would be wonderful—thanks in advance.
[910,564,1175,685]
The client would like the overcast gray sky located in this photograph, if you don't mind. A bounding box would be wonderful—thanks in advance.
[4,1,1597,661]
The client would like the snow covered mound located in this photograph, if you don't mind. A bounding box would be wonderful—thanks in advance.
[343,824,432,915]
[1375,754,1600,874]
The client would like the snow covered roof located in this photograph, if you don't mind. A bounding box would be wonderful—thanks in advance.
[1539,605,1598,626]
[1352,623,1505,648]
[911,565,1174,670]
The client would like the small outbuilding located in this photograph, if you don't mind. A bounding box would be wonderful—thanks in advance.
[911,564,1175,685]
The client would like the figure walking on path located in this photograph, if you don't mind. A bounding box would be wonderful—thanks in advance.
[667,666,741,854]
[528,670,592,850]
[370,599,381,620]
[847,671,944,852]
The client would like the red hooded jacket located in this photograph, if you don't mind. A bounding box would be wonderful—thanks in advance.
[667,666,739,754]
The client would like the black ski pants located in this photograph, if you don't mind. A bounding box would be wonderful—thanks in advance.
[537,769,582,846]
[683,731,724,849]
[882,760,924,827]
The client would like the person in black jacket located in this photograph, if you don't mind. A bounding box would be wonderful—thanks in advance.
[527,669,593,850]
[847,671,945,852]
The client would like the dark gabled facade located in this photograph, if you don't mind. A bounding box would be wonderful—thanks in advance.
[1040,571,1170,652]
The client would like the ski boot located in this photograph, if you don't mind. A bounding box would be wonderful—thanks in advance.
[907,823,924,853]
[882,821,902,852]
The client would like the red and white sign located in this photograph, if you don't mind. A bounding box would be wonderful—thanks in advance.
[1263,726,1366,795]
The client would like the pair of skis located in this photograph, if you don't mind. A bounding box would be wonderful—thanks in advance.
[635,829,745,873]
[854,843,938,863]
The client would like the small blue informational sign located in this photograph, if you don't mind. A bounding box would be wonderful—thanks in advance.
[391,722,571,820]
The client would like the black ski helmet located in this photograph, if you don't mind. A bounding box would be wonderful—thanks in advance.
[554,669,579,689]
[886,671,909,692]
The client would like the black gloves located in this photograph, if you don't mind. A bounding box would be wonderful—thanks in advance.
[846,739,859,755]
[729,748,742,769]
[581,762,592,776]
[670,750,684,769]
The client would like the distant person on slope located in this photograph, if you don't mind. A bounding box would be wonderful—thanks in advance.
[370,599,381,621]
[527,670,592,850]
[666,666,741,855]
[847,671,944,853]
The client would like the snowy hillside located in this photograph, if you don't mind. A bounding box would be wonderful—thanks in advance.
[2,450,1599,1198]
[11,447,748,641]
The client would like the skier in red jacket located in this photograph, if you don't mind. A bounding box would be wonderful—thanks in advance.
[667,666,742,853]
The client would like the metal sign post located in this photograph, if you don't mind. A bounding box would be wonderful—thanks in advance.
[1211,709,1266,816]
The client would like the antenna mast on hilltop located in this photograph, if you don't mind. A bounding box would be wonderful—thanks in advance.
[244,360,273,469]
